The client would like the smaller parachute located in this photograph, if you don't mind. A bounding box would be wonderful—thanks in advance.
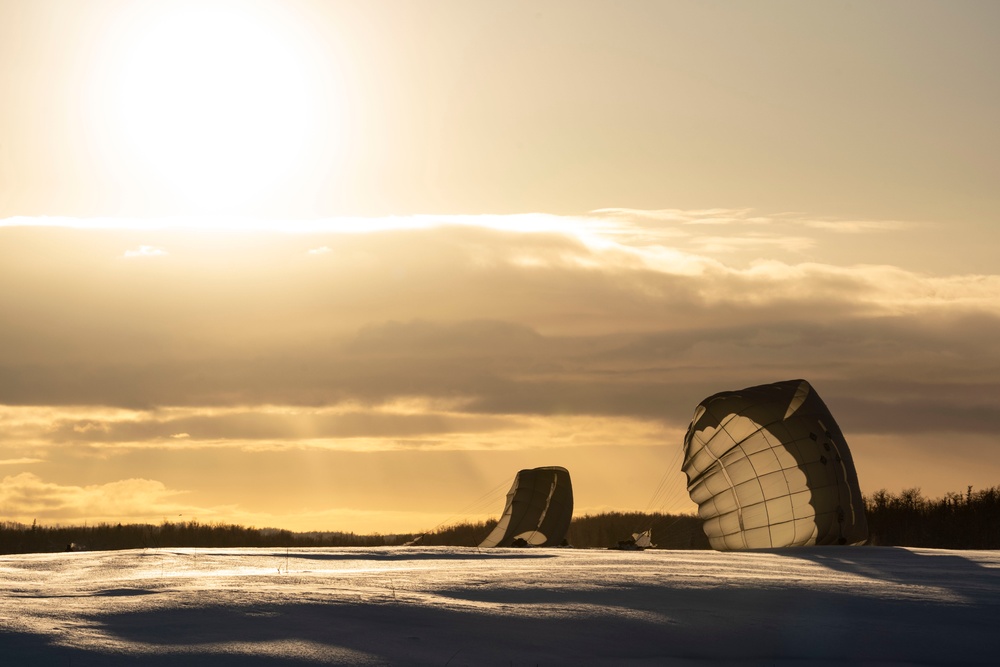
[610,529,654,551]
[633,530,654,549]
[479,466,574,548]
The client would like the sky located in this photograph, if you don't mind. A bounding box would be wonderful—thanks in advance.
[1,0,999,533]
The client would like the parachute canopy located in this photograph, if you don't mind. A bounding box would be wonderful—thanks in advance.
[632,530,654,549]
[479,466,574,548]
[682,379,868,551]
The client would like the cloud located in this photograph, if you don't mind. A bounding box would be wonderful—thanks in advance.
[44,406,519,445]
[588,209,921,265]
[0,471,444,532]
[798,218,915,233]
[591,207,915,232]
[687,234,816,255]
[123,245,168,258]
[2,226,999,421]
[8,398,667,455]
[592,208,758,224]
[1,218,998,528]
[0,472,188,523]
[2,311,999,446]
[0,458,43,466]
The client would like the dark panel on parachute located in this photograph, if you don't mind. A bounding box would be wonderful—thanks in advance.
[479,466,574,548]
[682,379,868,550]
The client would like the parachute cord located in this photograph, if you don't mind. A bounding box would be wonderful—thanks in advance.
[652,514,688,548]
[620,443,695,542]
[632,444,687,535]
[644,444,685,511]
[407,475,511,546]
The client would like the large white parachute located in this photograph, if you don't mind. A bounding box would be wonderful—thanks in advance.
[682,379,868,550]
[479,466,574,548]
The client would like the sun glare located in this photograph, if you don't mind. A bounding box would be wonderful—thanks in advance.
[101,3,324,213]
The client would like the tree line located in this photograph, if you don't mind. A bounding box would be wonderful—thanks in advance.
[1,485,996,554]
[0,513,705,554]
[0,520,409,555]
[864,485,1000,549]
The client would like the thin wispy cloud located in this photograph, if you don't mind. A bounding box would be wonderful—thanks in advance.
[798,218,916,233]
[123,245,168,258]
[0,458,43,466]
[2,210,935,287]
[592,207,915,230]
[687,234,817,255]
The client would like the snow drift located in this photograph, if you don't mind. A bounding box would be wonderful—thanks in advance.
[1,546,997,665]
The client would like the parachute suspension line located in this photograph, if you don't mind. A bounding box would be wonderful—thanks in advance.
[410,475,512,546]
[465,474,524,548]
[643,453,675,511]
[642,512,689,547]
[449,476,512,520]
[644,443,686,513]
[630,443,686,537]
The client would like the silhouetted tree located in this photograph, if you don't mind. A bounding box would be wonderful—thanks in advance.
[864,485,1000,548]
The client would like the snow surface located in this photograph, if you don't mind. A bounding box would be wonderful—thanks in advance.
[1,546,998,665]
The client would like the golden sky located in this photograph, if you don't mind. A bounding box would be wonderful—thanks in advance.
[2,0,999,533]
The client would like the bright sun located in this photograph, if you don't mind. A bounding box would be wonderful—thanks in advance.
[104,3,322,213]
